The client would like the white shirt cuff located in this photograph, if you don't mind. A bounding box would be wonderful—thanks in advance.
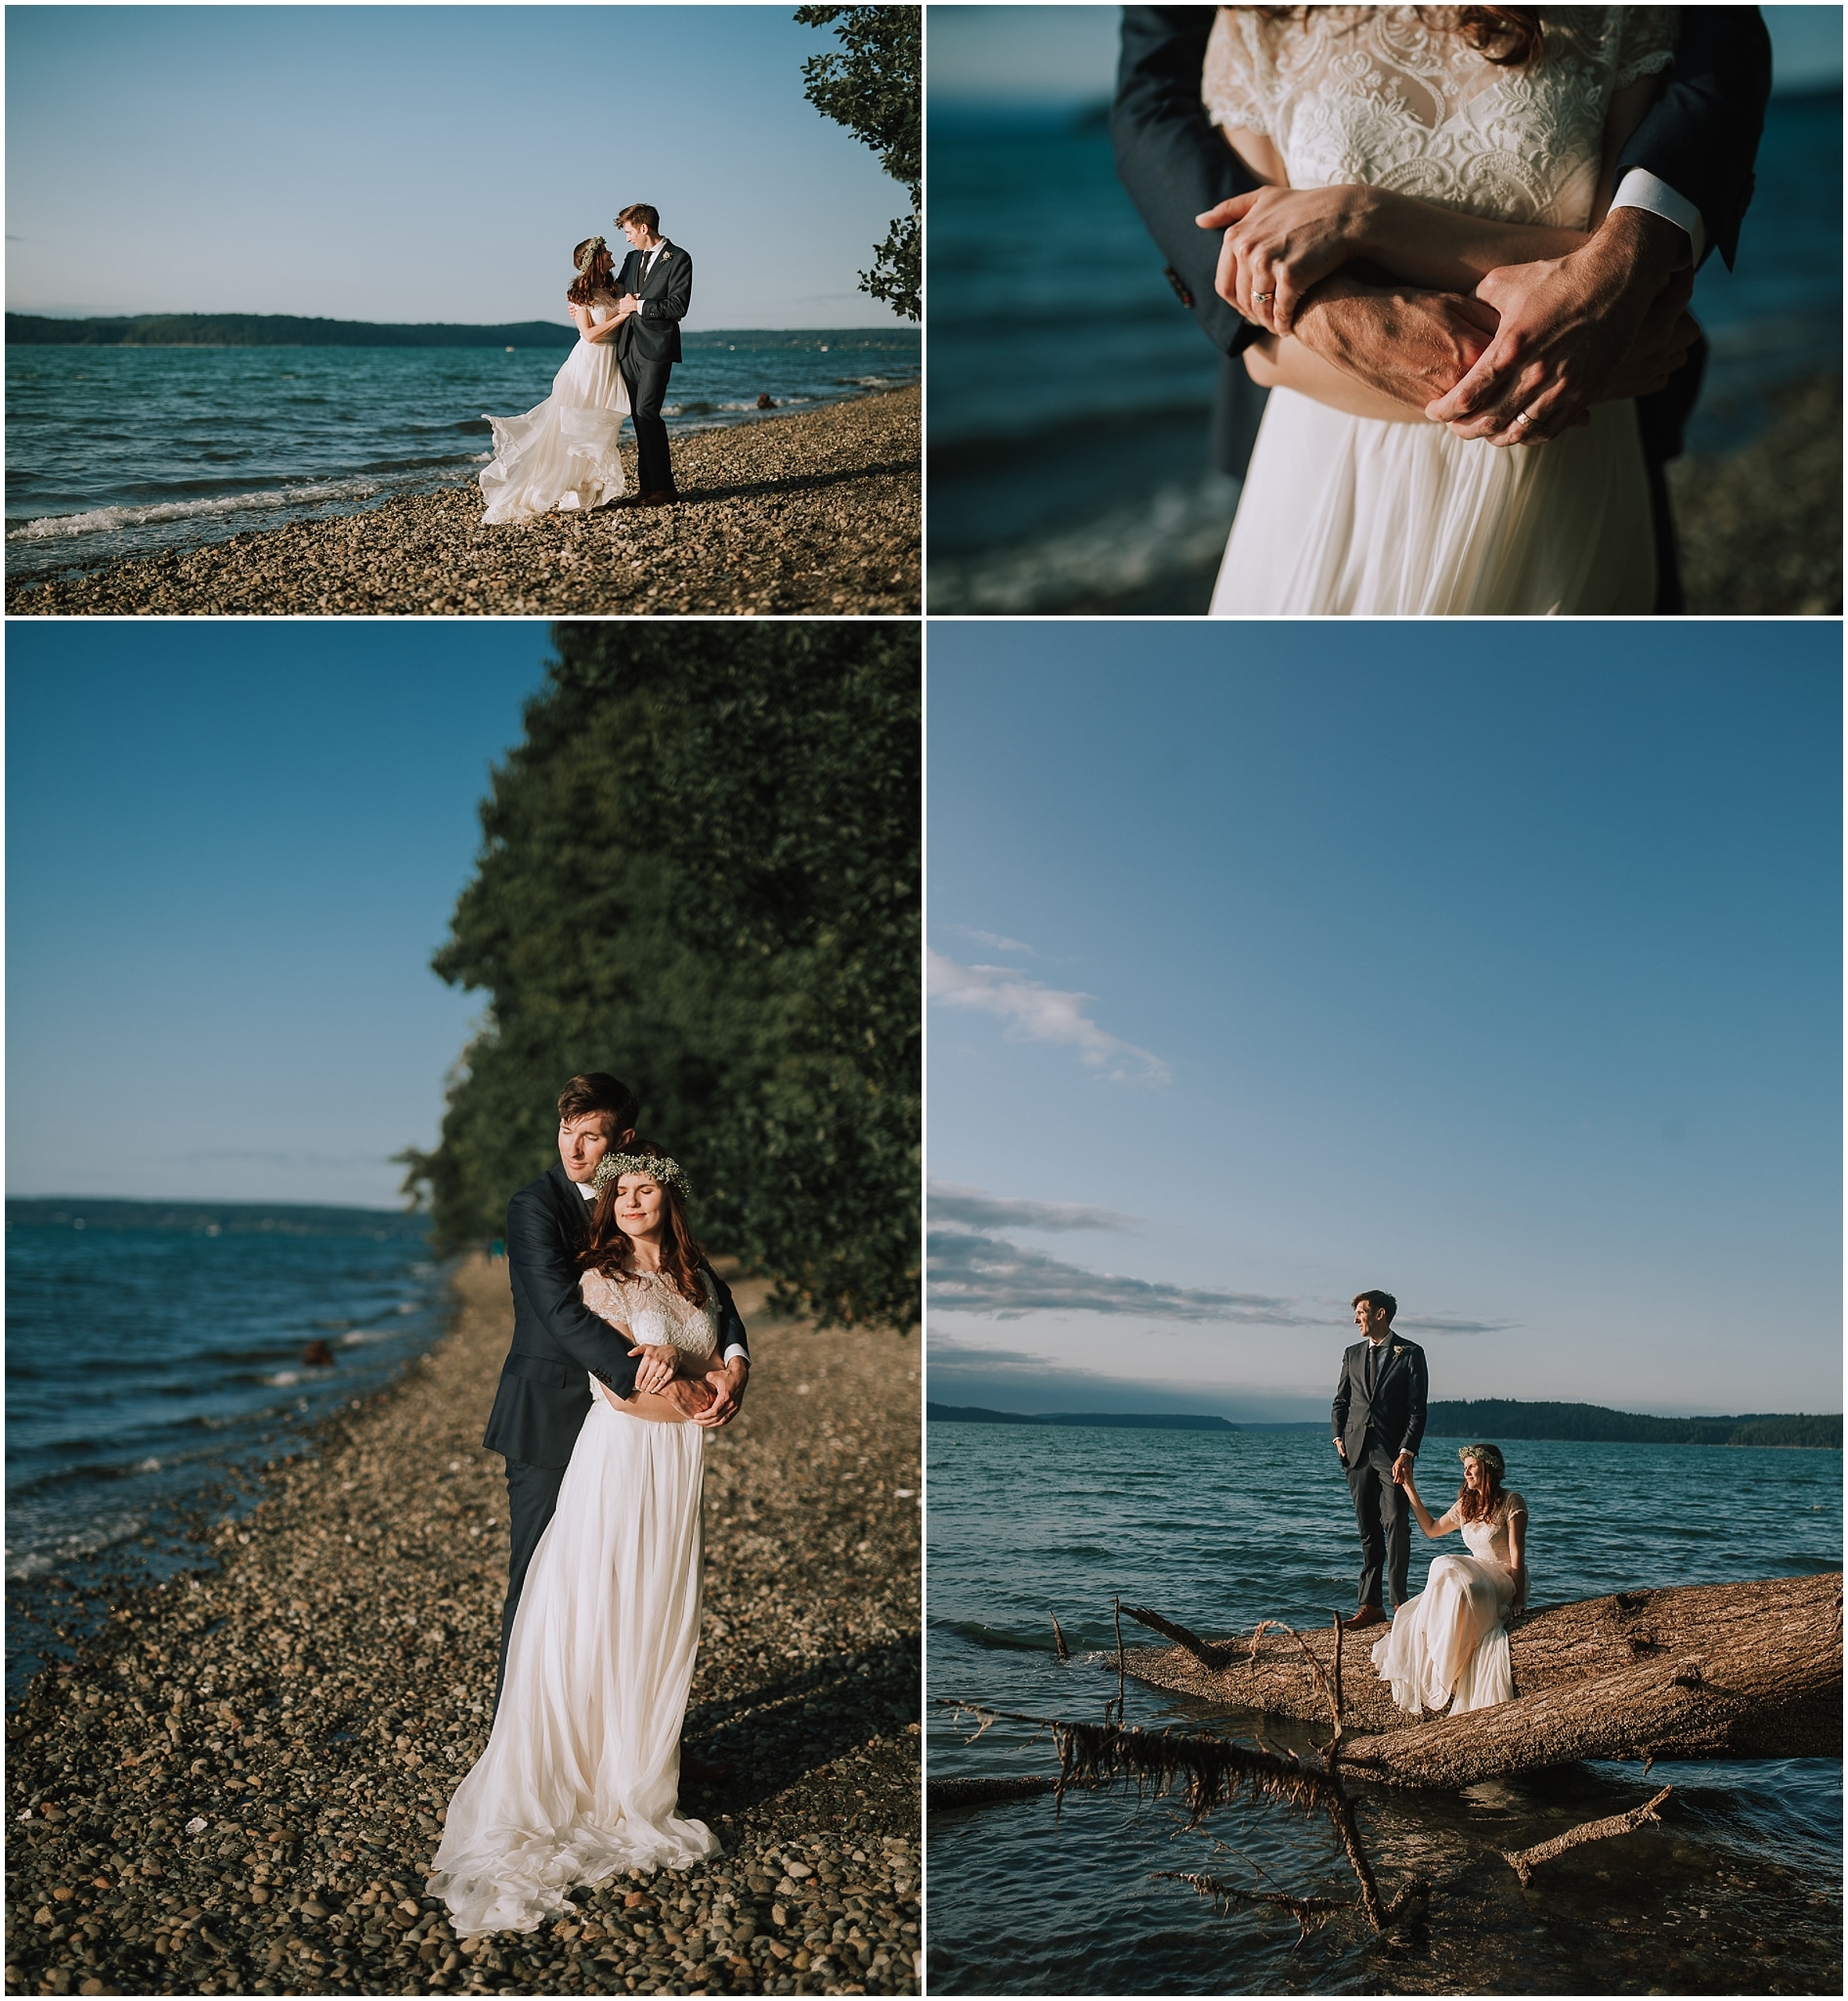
[1609,168,1705,266]
[722,1344,749,1366]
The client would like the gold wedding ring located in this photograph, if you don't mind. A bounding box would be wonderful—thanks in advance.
[1251,291,1273,303]
[1514,409,1535,426]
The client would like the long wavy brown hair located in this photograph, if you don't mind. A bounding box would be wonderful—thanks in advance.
[1259,8,1544,67]
[577,1139,710,1306]
[1455,1451,1508,1524]
[566,236,616,309]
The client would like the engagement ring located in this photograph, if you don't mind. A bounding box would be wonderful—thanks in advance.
[1251,291,1273,303]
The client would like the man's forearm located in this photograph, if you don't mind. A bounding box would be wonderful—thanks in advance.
[1292,273,1497,410]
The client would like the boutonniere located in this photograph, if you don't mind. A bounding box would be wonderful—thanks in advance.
[1392,1344,1405,1360]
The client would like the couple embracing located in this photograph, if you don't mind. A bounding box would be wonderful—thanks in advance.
[429,1073,748,1937]
[1115,7,1773,614]
[1335,1289,1529,1719]
[479,204,691,524]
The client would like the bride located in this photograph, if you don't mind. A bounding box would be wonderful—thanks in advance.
[1371,1443,1527,1715]
[429,1141,732,1935]
[1201,7,1683,615]
[479,235,632,524]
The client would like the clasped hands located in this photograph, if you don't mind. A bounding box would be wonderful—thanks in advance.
[1196,187,1698,447]
[627,1341,748,1427]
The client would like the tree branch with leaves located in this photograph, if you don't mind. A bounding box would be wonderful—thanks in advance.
[795,6,920,320]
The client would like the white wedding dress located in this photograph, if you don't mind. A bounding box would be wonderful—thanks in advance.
[1370,1492,1526,1716]
[1203,8,1679,615]
[479,299,629,524]
[429,1268,721,1935]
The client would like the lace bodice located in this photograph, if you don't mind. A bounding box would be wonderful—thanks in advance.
[580,1265,718,1364]
[1458,1492,1526,1567]
[1203,8,1679,229]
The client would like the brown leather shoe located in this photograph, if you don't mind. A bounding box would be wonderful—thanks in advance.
[637,487,679,506]
[1347,1604,1388,1630]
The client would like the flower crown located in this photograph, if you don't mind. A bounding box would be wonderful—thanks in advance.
[591,1150,692,1201]
[576,234,608,275]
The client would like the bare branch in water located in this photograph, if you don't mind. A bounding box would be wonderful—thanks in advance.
[932,1697,1430,1936]
[1051,1611,1071,1662]
[1501,1786,1674,1887]
[1124,1604,1239,1671]
[1153,1868,1352,1945]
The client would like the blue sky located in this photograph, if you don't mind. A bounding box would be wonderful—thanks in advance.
[6,6,908,327]
[926,624,1841,1420]
[7,623,559,1208]
[927,4,1844,105]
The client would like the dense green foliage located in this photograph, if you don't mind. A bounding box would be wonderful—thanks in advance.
[5,313,577,348]
[400,623,920,1330]
[795,7,921,320]
[1426,1400,1841,1449]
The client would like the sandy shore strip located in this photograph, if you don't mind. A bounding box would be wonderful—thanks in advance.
[5,1256,921,1998]
[6,390,919,617]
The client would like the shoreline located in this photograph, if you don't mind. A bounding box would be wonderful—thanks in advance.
[5,1256,922,1997]
[6,388,919,617]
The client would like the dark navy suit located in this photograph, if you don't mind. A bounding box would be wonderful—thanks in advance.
[1110,7,1773,612]
[1330,1335,1429,1613]
[484,1161,747,1699]
[613,238,694,494]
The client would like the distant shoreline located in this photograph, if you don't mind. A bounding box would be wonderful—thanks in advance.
[929,1398,1842,1449]
[5,310,920,351]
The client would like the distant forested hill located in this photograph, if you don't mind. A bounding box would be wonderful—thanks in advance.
[6,1197,425,1239]
[6,313,578,348]
[1426,1400,1840,1449]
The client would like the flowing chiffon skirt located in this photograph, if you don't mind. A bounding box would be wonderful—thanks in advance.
[429,1399,716,1935]
[479,336,629,524]
[1370,1551,1516,1716]
[1210,388,1655,616]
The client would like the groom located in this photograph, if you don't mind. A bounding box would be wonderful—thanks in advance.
[482,1071,749,1702]
[1112,6,1773,612]
[611,203,694,506]
[1330,1290,1428,1631]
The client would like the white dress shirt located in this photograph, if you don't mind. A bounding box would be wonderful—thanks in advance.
[1608,167,1705,265]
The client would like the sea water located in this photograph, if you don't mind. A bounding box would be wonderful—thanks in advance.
[926,90,1842,612]
[927,1420,1842,1994]
[4,327,919,581]
[5,1200,451,1701]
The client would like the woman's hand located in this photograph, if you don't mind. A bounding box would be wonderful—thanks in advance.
[1196,185,1372,336]
[628,1342,676,1396]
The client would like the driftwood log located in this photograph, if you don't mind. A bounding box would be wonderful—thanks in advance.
[1118,1572,1840,1790]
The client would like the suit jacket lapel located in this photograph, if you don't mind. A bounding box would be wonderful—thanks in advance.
[549,1163,592,1247]
[1373,1341,1404,1397]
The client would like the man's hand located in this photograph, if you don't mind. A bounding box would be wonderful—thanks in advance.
[629,1342,675,1396]
[692,1358,749,1429]
[1333,1439,1349,1466]
[662,1376,716,1420]
[1425,207,1692,445]
[1292,273,1500,412]
[1392,1452,1415,1485]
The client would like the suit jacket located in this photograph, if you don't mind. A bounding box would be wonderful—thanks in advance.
[1111,6,1771,474]
[1331,1337,1429,1466]
[480,1162,748,1469]
[614,240,692,368]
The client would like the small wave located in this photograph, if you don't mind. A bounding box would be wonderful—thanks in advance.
[6,1511,148,1582]
[7,478,382,543]
[267,1372,301,1387]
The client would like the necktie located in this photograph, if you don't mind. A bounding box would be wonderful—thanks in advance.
[1365,1342,1378,1394]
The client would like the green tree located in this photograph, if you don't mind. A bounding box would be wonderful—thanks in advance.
[399,622,921,1330]
[795,6,921,320]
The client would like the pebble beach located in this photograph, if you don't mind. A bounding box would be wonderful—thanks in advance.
[4,1256,922,1999]
[4,390,919,617]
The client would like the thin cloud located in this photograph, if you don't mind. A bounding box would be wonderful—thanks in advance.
[926,949,1170,1086]
[1395,1314,1514,1337]
[929,1181,1132,1233]
[928,1227,1331,1325]
[953,927,1036,956]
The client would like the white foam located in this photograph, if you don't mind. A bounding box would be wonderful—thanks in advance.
[7,478,383,543]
